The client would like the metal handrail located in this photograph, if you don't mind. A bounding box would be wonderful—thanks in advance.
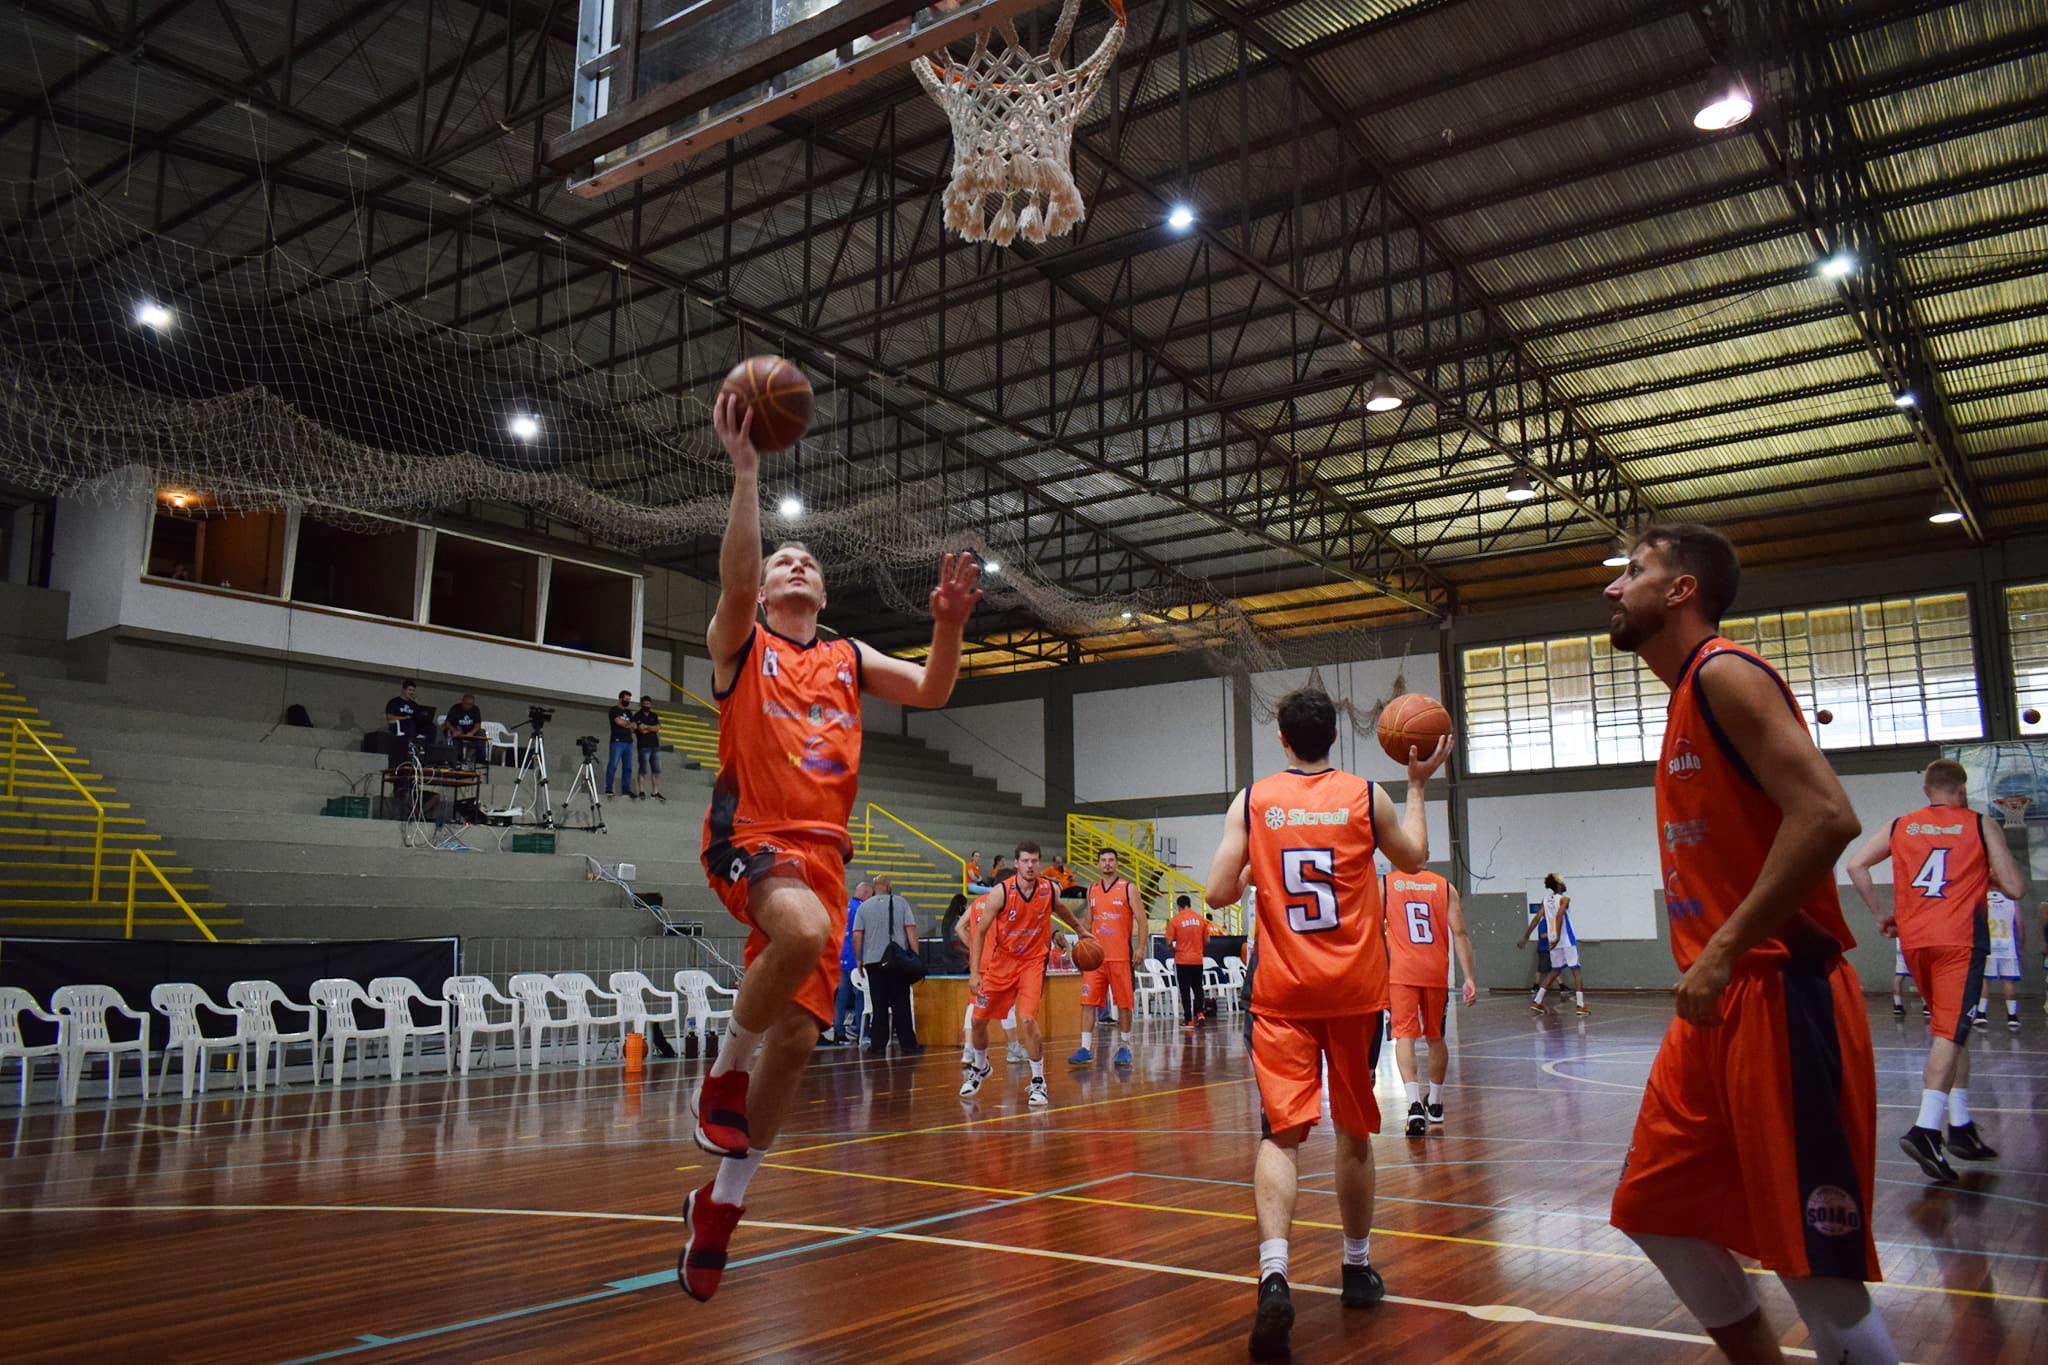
[126,849,219,943]
[855,803,969,892]
[3,717,107,902]
[1068,813,1242,934]
[643,664,720,716]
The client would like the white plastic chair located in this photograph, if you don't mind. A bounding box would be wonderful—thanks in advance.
[443,976,522,1073]
[608,971,681,1042]
[1136,959,1173,1018]
[368,978,452,1076]
[508,974,581,1069]
[50,985,152,1105]
[480,720,518,767]
[150,983,248,1099]
[227,980,321,1091]
[674,969,737,1046]
[309,978,394,1082]
[1,986,64,1106]
[850,966,916,1046]
[1219,956,1247,1014]
[551,972,627,1065]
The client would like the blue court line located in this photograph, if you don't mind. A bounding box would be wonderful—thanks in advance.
[275,1172,1130,1364]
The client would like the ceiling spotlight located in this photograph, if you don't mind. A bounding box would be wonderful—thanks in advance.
[135,301,174,330]
[1503,470,1537,502]
[1602,552,1629,568]
[778,493,803,518]
[1928,501,1964,526]
[982,559,1000,574]
[1892,389,1917,408]
[507,413,541,441]
[1120,610,1134,620]
[168,493,188,509]
[1692,65,1755,131]
[1166,203,1196,231]
[1818,251,1856,280]
[1364,376,1403,412]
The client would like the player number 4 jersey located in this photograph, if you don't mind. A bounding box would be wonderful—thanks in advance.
[1888,804,1991,951]
[1245,767,1388,1020]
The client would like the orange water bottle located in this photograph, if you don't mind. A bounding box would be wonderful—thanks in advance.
[624,1030,646,1074]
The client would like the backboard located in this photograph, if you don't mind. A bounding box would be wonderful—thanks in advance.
[548,0,1047,197]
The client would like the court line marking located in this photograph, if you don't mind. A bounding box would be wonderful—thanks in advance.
[1535,1053,2048,1113]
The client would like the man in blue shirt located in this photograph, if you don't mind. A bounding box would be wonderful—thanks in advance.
[821,879,872,1045]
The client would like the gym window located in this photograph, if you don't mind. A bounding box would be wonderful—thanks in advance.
[2010,583,2048,736]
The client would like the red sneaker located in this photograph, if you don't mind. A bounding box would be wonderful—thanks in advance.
[692,1069,752,1158]
[678,1182,744,1302]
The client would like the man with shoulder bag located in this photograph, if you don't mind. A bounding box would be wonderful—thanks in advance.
[853,877,924,1055]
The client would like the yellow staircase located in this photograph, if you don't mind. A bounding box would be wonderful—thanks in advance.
[1067,814,1244,933]
[660,694,720,766]
[0,671,233,938]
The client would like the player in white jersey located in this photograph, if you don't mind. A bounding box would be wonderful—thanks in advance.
[1530,872,1588,1015]
[1973,890,2024,1032]
[1890,937,1928,1019]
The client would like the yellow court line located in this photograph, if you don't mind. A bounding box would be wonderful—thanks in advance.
[766,1163,1036,1199]
[5,1202,859,1238]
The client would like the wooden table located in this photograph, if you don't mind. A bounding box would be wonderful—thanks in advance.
[919,971,1084,1046]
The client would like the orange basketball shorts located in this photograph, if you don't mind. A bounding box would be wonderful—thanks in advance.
[1610,958,1881,1281]
[1389,983,1448,1041]
[1903,943,1983,1044]
[1250,1011,1385,1138]
[1080,959,1135,1010]
[974,959,1047,1023]
[702,833,846,1029]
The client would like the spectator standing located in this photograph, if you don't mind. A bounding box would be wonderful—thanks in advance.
[823,880,873,1045]
[1169,894,1213,1026]
[854,876,923,1055]
[445,693,484,763]
[384,680,432,744]
[635,696,665,802]
[605,690,636,796]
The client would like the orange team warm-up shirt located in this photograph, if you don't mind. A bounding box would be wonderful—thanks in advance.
[1653,638,1856,972]
[1087,876,1138,962]
[1384,869,1452,987]
[1169,908,1211,965]
[983,875,1061,976]
[704,626,863,853]
[1889,805,1991,950]
[1245,767,1387,1019]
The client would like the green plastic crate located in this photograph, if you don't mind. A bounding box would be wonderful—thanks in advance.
[510,832,556,854]
[322,795,370,818]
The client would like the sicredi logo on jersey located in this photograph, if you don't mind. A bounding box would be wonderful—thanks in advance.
[1266,806,1352,828]
[1904,821,1965,836]
[1390,878,1434,893]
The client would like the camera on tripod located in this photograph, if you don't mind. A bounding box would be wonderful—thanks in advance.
[576,735,601,759]
[527,704,554,732]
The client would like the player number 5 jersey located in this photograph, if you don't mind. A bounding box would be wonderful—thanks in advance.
[1245,767,1387,1020]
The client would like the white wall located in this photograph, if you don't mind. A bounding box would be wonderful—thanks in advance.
[1834,767,1937,882]
[1074,677,1233,801]
[1466,785,1660,940]
[908,698,1045,806]
[51,489,148,638]
[1246,651,1441,783]
[640,643,673,700]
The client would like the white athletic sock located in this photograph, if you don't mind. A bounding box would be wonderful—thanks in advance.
[711,1148,764,1206]
[1403,1081,1421,1106]
[1575,990,1585,1006]
[2009,999,2020,1018]
[1259,1238,1288,1281]
[1916,1088,1947,1130]
[967,1046,987,1068]
[1891,992,1902,1007]
[1079,1033,1090,1050]
[1029,1058,1045,1081]
[1948,1087,1971,1127]
[1119,1032,1134,1047]
[1427,1081,1442,1106]
[1780,1275,1900,1365]
[1533,987,1547,1005]
[1342,1234,1370,1267]
[709,1023,763,1078]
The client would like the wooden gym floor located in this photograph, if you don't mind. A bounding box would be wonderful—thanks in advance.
[1,996,2042,1363]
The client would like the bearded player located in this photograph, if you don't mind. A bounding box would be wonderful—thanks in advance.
[678,392,982,1302]
[1605,522,1896,1363]
[1070,847,1145,1066]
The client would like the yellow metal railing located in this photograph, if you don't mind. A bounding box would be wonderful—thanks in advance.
[1067,813,1243,934]
[4,717,107,902]
[854,803,969,893]
[125,849,219,943]
[644,664,720,716]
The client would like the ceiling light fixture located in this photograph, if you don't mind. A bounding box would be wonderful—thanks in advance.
[1364,376,1403,412]
[1928,501,1964,526]
[507,413,541,441]
[1603,552,1629,567]
[135,301,174,330]
[1503,470,1537,502]
[1818,251,1856,279]
[1120,610,1134,620]
[1692,65,1755,131]
[778,493,803,518]
[1166,203,1196,231]
[1892,389,1917,408]
[982,560,1000,574]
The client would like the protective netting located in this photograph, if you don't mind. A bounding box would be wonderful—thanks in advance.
[0,172,1414,728]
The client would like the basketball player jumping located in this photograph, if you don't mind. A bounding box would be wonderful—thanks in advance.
[1070,847,1145,1066]
[963,841,1085,1106]
[1605,522,1898,1363]
[1843,760,2024,1182]
[679,393,982,1303]
[1203,686,1450,1362]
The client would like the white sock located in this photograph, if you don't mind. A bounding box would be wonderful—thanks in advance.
[1259,1238,1288,1281]
[711,1148,764,1206]
[1403,1081,1421,1106]
[1079,1033,1090,1050]
[1948,1087,1971,1127]
[1427,1081,1442,1106]
[1575,990,1585,1006]
[1533,987,1547,1005]
[1120,1032,1134,1047]
[1916,1088,1947,1130]
[1342,1234,1370,1267]
[1030,1058,1045,1081]
[709,1023,763,1078]
[1892,992,1902,1006]
[2008,999,2020,1018]
[967,1046,987,1068]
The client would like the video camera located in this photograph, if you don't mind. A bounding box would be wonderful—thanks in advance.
[576,735,601,759]
[527,704,554,733]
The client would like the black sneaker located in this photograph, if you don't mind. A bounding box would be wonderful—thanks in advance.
[2008,1015,2021,1032]
[1898,1125,1959,1184]
[654,792,667,803]
[1922,1002,1931,1018]
[1248,1272,1293,1362]
[1340,1261,1385,1309]
[1426,1100,1445,1126]
[1972,1012,1988,1030]
[1891,1001,1904,1017]
[1946,1122,1999,1161]
[1404,1101,1426,1137]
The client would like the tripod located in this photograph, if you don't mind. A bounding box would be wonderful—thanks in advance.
[486,728,555,828]
[558,746,606,833]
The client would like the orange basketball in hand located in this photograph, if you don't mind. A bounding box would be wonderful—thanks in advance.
[1377,692,1453,764]
[720,355,814,453]
[1071,935,1105,972]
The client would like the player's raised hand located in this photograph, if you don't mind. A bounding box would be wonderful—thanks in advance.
[929,552,984,628]
[1406,732,1454,784]
[712,391,759,475]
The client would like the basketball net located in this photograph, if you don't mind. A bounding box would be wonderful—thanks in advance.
[1995,794,2033,830]
[916,0,1127,246]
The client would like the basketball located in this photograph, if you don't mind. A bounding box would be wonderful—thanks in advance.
[1377,692,1453,764]
[1816,708,1834,724]
[2026,708,2042,725]
[720,355,814,453]
[1070,935,1105,972]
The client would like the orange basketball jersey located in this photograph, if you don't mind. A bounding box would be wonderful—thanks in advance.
[1654,637,1856,972]
[1086,876,1137,962]
[983,875,1060,972]
[1888,804,1990,950]
[1245,767,1388,1020]
[1385,869,1452,988]
[704,626,863,854]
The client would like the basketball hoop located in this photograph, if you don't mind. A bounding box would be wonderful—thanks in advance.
[1994,794,2033,829]
[916,0,1127,246]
